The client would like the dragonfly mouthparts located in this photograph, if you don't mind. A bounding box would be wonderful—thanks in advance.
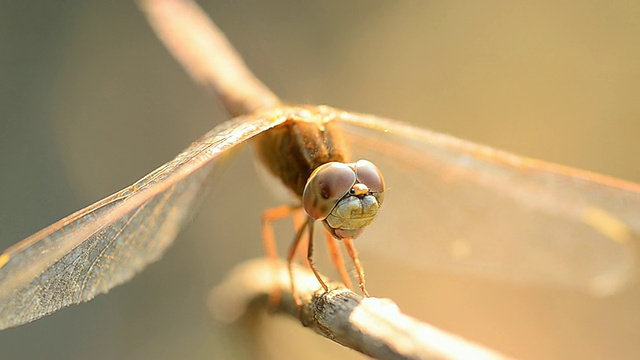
[324,194,380,238]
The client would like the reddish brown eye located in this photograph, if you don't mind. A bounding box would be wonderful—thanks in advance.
[303,162,356,220]
[355,159,385,196]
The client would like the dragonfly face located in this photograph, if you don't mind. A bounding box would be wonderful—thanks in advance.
[303,160,385,239]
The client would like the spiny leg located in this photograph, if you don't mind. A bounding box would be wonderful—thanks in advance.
[286,219,310,307]
[343,238,370,297]
[305,218,329,294]
[262,205,299,307]
[292,209,308,263]
[323,228,354,290]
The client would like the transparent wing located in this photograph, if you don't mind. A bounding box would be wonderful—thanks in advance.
[0,111,286,329]
[336,110,640,296]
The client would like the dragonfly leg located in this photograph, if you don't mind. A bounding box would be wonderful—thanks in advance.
[286,218,310,307]
[343,238,370,297]
[292,209,308,263]
[323,228,354,290]
[305,218,329,293]
[262,205,299,307]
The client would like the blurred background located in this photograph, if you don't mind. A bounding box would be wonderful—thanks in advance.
[1,1,640,359]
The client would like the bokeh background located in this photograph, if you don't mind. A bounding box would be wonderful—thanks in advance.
[1,1,640,359]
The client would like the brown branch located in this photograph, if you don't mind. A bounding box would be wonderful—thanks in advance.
[210,259,516,360]
[138,0,280,117]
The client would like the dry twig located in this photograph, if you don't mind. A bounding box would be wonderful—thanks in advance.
[139,0,280,116]
[210,259,515,360]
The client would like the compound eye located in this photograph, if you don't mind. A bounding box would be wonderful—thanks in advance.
[303,162,356,220]
[355,160,385,203]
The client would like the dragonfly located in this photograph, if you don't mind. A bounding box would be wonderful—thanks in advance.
[1,0,640,332]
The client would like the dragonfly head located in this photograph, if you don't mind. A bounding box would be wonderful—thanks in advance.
[302,160,385,239]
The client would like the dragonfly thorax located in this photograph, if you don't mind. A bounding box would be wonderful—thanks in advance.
[252,108,349,197]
